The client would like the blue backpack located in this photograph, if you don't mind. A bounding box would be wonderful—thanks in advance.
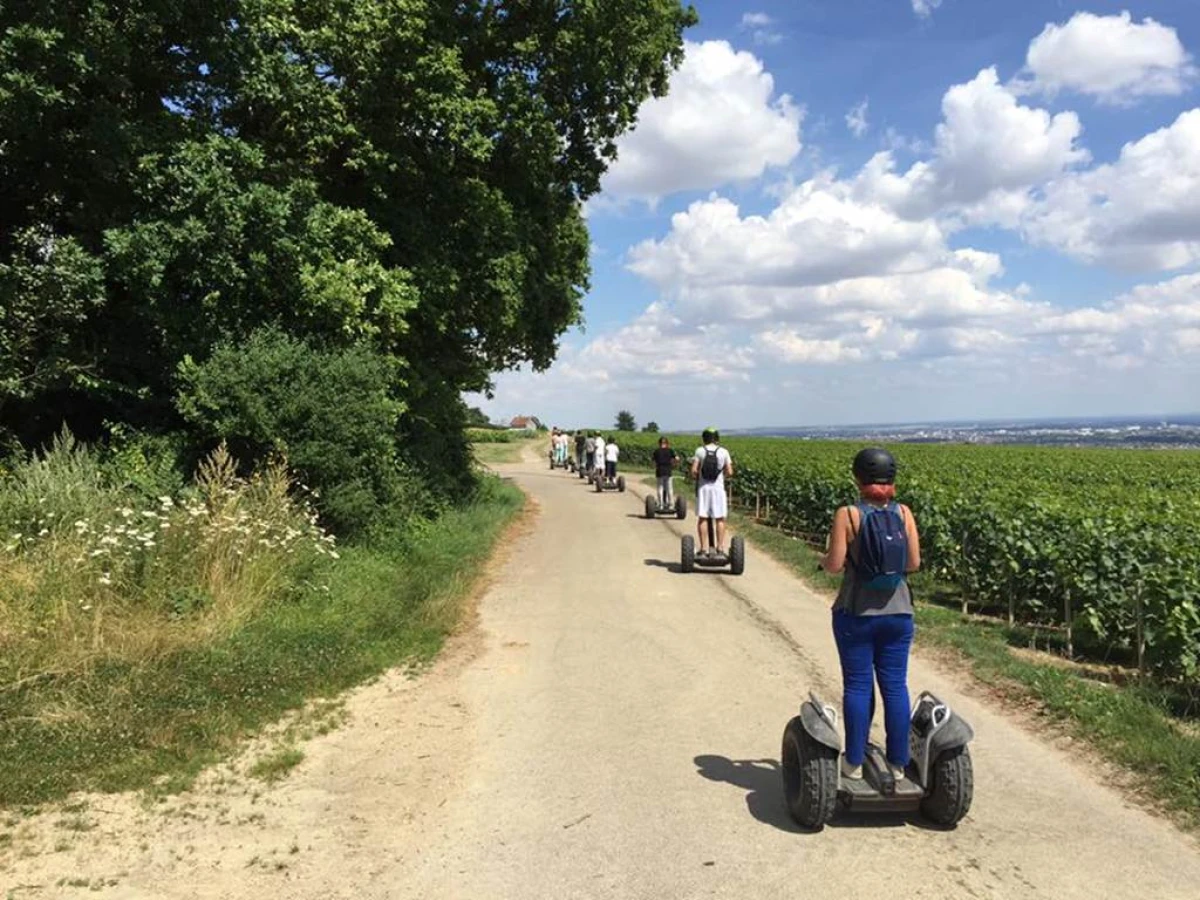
[851,502,908,591]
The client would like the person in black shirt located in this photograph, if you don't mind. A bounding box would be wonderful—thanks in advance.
[651,437,681,509]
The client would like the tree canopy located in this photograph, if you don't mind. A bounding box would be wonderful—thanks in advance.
[1,0,697,512]
[615,410,636,432]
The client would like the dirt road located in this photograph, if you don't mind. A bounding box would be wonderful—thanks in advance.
[5,450,1199,899]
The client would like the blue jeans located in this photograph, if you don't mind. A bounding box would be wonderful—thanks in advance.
[832,610,914,767]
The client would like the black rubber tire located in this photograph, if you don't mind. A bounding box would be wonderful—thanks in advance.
[919,746,974,827]
[729,535,746,575]
[781,716,838,830]
[645,495,656,519]
[681,535,695,573]
[675,496,687,520]
[617,476,626,493]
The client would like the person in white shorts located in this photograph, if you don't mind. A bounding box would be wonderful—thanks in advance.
[593,433,606,479]
[690,428,733,556]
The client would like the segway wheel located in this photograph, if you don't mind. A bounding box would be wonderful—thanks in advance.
[645,495,656,519]
[920,746,974,827]
[781,716,838,830]
[681,535,695,573]
[617,476,626,493]
[675,496,687,520]
[729,535,746,575]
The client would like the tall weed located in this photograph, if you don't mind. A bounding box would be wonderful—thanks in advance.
[0,435,333,681]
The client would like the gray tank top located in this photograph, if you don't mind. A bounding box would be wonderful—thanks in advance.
[832,505,914,617]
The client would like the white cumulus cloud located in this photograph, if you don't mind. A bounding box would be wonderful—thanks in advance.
[599,40,802,204]
[912,0,942,19]
[854,67,1088,225]
[1022,109,1200,270]
[1022,11,1197,105]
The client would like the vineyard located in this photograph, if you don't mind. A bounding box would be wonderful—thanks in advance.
[616,433,1200,685]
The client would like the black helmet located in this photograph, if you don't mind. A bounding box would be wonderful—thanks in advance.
[702,427,719,444]
[852,447,896,484]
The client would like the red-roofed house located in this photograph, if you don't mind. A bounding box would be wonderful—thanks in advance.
[508,416,543,432]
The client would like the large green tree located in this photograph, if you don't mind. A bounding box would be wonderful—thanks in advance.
[0,0,697,498]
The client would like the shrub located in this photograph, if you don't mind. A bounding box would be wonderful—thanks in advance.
[176,328,430,535]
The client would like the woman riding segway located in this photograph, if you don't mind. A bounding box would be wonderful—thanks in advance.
[818,448,921,782]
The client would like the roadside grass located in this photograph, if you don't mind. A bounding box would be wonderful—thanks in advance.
[638,473,1200,830]
[0,476,524,807]
[248,747,305,783]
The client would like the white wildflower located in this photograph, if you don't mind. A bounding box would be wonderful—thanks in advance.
[98,574,112,586]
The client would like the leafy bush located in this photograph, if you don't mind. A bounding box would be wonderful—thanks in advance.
[176,328,433,535]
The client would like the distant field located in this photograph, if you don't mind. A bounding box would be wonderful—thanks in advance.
[615,432,1200,686]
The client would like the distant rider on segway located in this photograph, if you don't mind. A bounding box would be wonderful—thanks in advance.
[818,447,922,782]
[651,436,680,509]
[593,432,606,482]
[575,429,587,472]
[689,429,733,558]
[603,435,620,485]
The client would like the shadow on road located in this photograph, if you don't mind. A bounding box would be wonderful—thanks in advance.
[694,754,938,832]
[644,558,727,575]
[693,755,803,833]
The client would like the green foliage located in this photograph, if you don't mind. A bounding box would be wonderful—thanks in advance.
[619,433,1200,685]
[643,421,660,433]
[465,406,492,428]
[176,328,428,535]
[0,227,105,408]
[615,410,637,432]
[0,0,699,500]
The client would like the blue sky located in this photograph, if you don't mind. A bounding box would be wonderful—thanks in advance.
[470,2,1200,430]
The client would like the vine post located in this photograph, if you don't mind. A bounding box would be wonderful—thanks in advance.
[1064,588,1074,660]
[1134,582,1146,679]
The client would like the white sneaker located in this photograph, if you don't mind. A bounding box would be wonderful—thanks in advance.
[890,764,906,781]
[840,759,863,779]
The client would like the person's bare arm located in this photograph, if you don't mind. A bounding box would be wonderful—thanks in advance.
[820,507,852,573]
[689,455,699,479]
[901,504,921,573]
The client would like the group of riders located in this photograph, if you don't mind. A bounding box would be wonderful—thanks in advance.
[547,425,922,787]
[548,427,735,558]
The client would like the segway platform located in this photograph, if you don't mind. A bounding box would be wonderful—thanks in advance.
[781,691,975,830]
[680,520,745,575]
[595,475,626,493]
[645,494,687,520]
